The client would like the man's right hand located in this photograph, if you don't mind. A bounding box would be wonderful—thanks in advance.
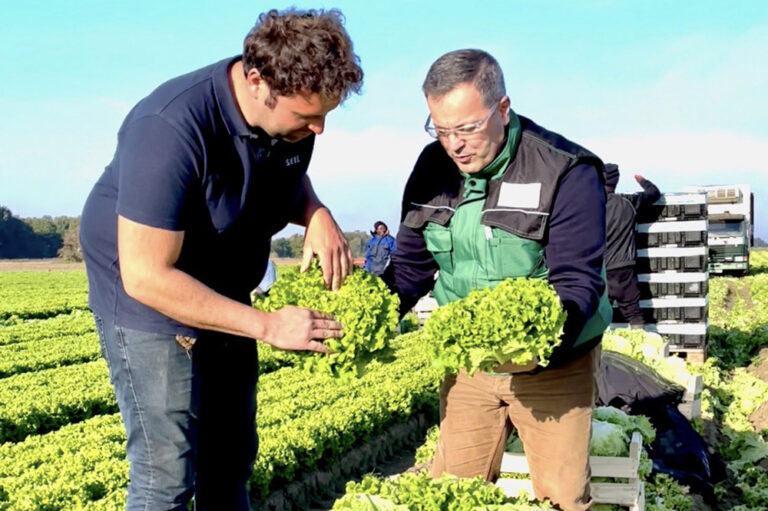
[262,306,343,354]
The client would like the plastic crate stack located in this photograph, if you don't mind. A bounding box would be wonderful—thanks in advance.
[611,192,709,359]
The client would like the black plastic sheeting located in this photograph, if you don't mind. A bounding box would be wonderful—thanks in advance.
[597,351,726,501]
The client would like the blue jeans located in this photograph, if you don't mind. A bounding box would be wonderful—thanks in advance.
[94,315,258,511]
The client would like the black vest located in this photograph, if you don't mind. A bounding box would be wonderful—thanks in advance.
[401,115,606,240]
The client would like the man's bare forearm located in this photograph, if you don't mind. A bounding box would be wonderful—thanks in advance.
[117,215,271,342]
[123,264,270,340]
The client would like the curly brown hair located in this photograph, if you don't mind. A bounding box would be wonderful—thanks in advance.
[243,8,363,107]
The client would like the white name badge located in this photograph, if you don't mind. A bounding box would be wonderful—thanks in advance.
[498,182,541,209]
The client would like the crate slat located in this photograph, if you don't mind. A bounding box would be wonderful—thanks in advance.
[678,400,702,419]
[496,479,644,509]
[501,452,638,479]
[591,481,641,506]
[499,432,643,509]
[682,374,703,401]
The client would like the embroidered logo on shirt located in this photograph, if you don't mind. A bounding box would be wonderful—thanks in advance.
[285,155,301,167]
[498,182,542,209]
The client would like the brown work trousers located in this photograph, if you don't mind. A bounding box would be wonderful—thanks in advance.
[432,347,600,511]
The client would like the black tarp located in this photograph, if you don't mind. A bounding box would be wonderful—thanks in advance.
[597,351,726,501]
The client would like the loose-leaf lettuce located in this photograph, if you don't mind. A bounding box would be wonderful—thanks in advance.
[253,262,400,378]
[424,278,566,375]
[331,472,555,510]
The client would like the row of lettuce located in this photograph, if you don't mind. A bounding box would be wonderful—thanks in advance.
[2,258,768,509]
[0,331,443,509]
[693,272,768,509]
[330,270,768,511]
[0,322,706,510]
[0,332,316,445]
[0,271,89,323]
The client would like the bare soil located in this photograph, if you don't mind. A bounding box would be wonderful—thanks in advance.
[738,282,754,310]
[748,348,768,382]
[273,258,302,266]
[0,258,85,272]
[724,280,738,312]
[750,401,768,434]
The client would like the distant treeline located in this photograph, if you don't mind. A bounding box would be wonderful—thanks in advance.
[0,205,373,261]
[270,231,372,259]
[0,206,81,260]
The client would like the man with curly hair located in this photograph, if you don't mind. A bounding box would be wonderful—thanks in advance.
[80,9,363,510]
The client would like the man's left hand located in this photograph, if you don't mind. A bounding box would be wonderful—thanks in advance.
[300,207,353,290]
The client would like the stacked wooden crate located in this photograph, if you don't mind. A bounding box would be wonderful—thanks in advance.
[612,192,710,363]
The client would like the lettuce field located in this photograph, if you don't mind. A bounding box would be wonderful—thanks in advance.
[0,250,767,510]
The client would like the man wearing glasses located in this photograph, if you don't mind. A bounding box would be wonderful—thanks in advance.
[383,49,611,511]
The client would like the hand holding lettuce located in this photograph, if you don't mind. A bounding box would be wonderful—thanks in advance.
[253,262,400,378]
[423,278,567,375]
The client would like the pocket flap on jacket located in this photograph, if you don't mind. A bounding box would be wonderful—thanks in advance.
[424,227,453,252]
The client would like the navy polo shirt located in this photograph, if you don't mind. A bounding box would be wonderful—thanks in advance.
[80,56,314,337]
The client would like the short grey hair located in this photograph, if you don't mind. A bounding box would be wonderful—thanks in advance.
[422,49,506,107]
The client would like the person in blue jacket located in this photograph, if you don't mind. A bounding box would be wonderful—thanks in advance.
[364,221,396,275]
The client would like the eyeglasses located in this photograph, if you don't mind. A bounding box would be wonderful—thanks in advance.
[424,102,501,139]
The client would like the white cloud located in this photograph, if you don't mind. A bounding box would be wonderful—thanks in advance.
[307,125,430,183]
[300,127,433,235]
[582,131,768,177]
[582,131,768,240]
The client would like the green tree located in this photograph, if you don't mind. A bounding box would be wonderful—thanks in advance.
[0,206,49,258]
[271,237,293,257]
[57,218,82,262]
[23,216,61,257]
[270,231,375,259]
[0,207,82,259]
[344,230,370,258]
[287,234,305,258]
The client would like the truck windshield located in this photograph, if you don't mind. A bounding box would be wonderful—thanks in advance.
[709,220,744,236]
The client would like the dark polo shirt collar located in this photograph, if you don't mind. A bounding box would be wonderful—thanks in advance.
[212,56,282,146]
[212,55,255,138]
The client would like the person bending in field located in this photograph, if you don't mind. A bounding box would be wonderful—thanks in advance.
[383,49,611,511]
[604,164,661,328]
[79,9,362,510]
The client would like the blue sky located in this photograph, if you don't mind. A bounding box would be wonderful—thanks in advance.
[1,0,767,239]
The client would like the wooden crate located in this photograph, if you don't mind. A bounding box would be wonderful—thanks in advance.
[497,431,644,511]
[413,295,439,326]
[678,373,703,419]
[668,344,708,365]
